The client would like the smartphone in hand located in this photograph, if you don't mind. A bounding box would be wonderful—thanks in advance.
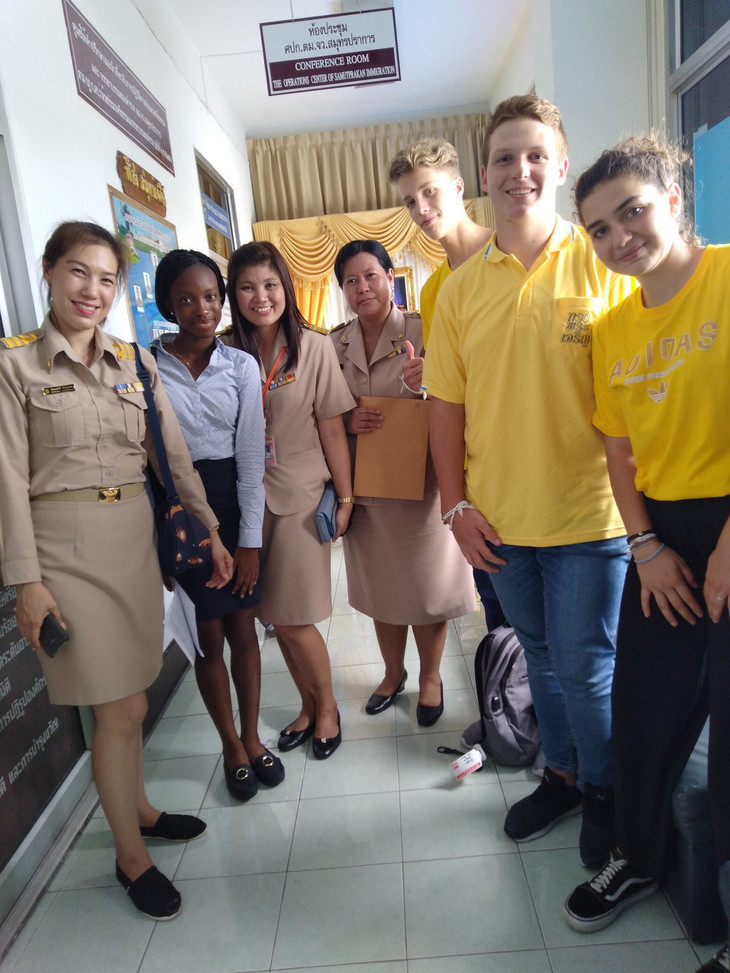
[39,615,69,657]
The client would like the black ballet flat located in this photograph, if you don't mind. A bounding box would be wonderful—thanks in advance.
[311,711,342,760]
[365,669,408,715]
[224,762,259,801]
[115,861,181,920]
[252,749,286,786]
[278,722,314,752]
[416,682,444,727]
[140,811,207,842]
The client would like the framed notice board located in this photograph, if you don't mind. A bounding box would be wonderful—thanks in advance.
[0,578,86,873]
[109,187,178,348]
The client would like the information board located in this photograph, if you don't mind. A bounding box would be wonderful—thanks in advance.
[0,578,86,873]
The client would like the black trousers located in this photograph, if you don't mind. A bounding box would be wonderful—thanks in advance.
[613,496,730,879]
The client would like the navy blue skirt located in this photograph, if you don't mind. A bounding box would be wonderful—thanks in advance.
[177,457,260,622]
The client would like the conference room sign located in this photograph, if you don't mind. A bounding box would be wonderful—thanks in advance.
[261,8,400,95]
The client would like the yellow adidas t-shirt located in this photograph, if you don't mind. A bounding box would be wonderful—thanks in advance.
[424,218,633,546]
[593,244,730,501]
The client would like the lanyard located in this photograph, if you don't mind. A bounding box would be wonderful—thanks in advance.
[261,346,286,410]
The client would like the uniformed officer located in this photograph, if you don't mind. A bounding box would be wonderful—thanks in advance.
[0,221,231,920]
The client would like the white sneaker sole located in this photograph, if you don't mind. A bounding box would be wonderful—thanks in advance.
[563,881,658,933]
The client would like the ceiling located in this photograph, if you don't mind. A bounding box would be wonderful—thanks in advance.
[162,0,529,138]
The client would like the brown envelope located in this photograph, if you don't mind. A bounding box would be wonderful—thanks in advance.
[354,395,431,501]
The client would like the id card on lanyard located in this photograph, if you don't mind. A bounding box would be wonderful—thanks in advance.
[262,347,286,467]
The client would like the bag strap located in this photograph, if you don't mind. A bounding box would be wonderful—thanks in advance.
[133,342,179,504]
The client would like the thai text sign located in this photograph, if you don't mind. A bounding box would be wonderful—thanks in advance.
[62,0,174,174]
[261,8,400,95]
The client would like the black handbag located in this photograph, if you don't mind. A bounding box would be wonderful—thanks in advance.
[133,344,212,576]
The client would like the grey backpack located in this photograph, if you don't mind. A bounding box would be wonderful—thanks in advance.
[461,624,542,767]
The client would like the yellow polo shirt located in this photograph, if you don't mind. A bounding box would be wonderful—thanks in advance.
[424,217,633,546]
[419,259,451,347]
[593,244,730,501]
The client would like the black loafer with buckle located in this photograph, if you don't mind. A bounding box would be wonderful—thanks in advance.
[365,669,408,715]
[252,749,285,786]
[224,762,259,801]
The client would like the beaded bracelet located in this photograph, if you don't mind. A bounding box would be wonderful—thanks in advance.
[633,542,665,564]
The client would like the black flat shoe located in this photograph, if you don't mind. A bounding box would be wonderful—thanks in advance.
[140,812,207,842]
[311,711,342,760]
[365,669,408,715]
[224,762,259,801]
[252,749,285,786]
[278,722,314,752]
[417,682,444,727]
[115,862,181,920]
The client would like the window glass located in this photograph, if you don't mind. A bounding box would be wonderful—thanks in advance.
[681,0,730,60]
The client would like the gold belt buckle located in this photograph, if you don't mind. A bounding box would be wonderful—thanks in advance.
[98,487,121,502]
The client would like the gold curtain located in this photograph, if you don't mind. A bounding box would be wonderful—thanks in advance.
[247,113,489,222]
[252,197,494,329]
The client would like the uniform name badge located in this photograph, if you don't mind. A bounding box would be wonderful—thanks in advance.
[264,435,277,467]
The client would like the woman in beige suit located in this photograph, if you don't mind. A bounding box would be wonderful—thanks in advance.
[0,221,231,920]
[226,241,355,759]
[332,240,475,726]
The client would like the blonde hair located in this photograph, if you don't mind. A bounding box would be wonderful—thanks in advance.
[482,95,568,168]
[388,139,461,183]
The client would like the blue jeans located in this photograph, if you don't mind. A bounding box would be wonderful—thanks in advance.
[473,568,507,631]
[488,537,628,790]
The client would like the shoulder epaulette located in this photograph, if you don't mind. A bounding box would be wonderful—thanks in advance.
[328,321,348,334]
[111,339,136,360]
[302,321,330,335]
[0,330,42,349]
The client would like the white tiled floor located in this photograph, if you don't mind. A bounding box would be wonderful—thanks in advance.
[2,543,723,971]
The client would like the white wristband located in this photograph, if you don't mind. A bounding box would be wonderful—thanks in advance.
[442,500,474,530]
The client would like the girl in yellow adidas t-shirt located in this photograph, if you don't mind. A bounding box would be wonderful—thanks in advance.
[564,137,730,973]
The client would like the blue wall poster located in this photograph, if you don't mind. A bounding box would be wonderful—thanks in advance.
[109,186,179,347]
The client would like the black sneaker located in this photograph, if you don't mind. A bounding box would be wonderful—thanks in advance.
[579,784,615,868]
[696,943,730,972]
[504,767,582,842]
[564,850,658,932]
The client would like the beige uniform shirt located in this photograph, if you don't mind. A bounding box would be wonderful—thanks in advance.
[0,315,216,585]
[260,326,355,516]
[331,304,435,505]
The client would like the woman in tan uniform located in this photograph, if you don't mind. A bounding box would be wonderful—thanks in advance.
[0,222,231,920]
[332,240,475,725]
[226,241,355,759]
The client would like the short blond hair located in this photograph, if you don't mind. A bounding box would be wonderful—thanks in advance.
[388,139,461,183]
[482,95,568,168]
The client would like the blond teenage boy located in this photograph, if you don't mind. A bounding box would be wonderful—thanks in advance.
[388,139,505,632]
[423,96,634,868]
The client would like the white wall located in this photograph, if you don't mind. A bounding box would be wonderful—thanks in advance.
[0,0,253,338]
[489,0,651,219]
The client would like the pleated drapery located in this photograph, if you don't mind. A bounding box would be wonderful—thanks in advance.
[251,198,495,329]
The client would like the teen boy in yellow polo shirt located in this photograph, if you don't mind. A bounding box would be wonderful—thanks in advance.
[388,139,505,632]
[424,95,633,868]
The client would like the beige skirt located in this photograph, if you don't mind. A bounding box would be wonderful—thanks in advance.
[31,491,164,705]
[257,502,332,626]
[343,491,476,625]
